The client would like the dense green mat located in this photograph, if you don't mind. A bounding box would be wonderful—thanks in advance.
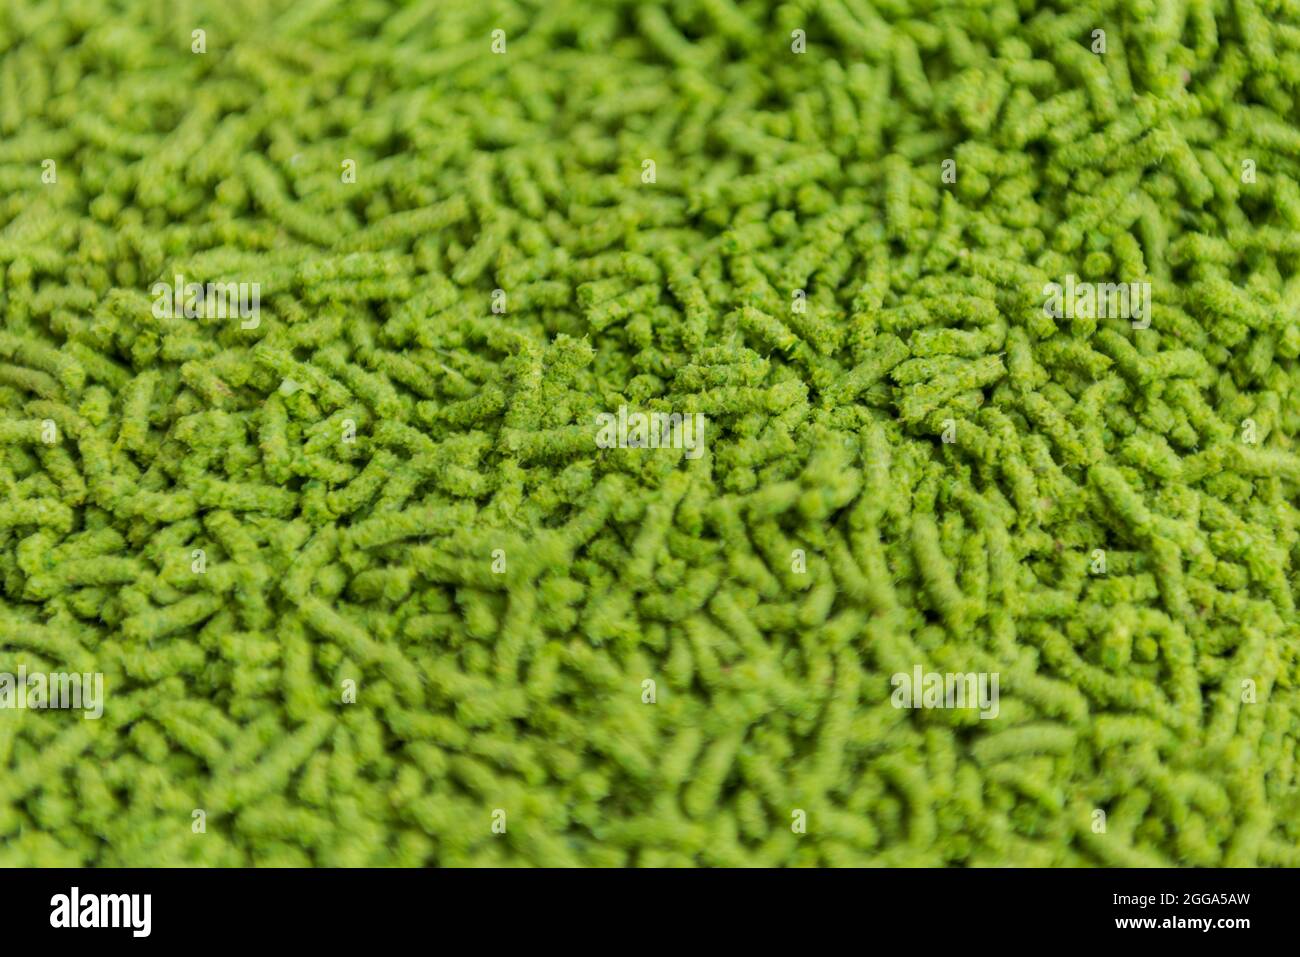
[1,0,1299,867]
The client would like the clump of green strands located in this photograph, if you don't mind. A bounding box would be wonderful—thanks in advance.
[0,0,1299,867]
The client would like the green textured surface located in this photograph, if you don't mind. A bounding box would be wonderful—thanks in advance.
[1,0,1299,867]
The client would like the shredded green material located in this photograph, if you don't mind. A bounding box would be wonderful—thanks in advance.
[1,0,1299,866]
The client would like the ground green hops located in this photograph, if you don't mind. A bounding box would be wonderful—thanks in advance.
[0,0,1298,868]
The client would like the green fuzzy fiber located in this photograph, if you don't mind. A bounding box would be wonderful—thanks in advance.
[2,0,1300,868]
